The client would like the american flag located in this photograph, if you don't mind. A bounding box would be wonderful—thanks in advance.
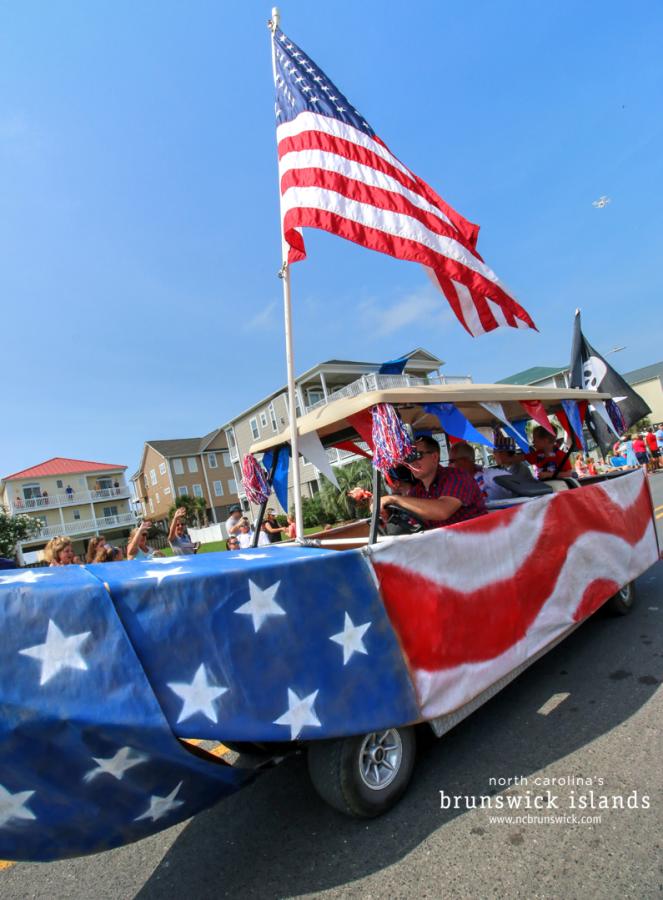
[0,548,419,861]
[273,27,537,337]
[367,471,657,718]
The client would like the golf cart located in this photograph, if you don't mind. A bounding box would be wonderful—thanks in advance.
[0,383,659,862]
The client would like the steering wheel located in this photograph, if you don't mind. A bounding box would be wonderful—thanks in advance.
[378,504,427,536]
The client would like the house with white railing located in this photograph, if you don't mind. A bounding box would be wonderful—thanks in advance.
[1,457,138,563]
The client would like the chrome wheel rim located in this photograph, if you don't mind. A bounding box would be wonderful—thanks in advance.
[358,729,402,791]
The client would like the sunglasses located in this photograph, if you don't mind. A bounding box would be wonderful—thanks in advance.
[408,449,438,460]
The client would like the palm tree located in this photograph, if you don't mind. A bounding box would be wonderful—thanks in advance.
[167,494,208,528]
[318,459,374,522]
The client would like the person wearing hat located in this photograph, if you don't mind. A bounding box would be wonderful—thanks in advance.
[225,506,243,538]
[482,435,540,500]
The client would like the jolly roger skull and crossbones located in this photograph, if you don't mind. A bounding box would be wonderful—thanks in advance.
[582,356,607,390]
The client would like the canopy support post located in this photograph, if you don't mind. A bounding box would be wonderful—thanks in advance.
[369,465,382,545]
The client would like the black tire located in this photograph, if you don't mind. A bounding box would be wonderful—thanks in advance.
[307,727,416,818]
[605,581,637,616]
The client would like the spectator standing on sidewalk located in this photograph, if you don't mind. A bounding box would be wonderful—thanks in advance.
[44,537,76,566]
[168,508,200,555]
[86,536,107,564]
[225,507,243,538]
[632,434,649,471]
[645,428,661,471]
[263,508,286,543]
[127,521,164,560]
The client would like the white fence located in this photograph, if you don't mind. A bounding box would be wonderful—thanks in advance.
[188,523,227,544]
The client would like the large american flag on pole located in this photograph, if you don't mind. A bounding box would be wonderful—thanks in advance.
[272,27,537,337]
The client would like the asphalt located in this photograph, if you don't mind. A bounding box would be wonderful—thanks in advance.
[3,475,663,900]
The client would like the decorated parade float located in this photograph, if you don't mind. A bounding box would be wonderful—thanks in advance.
[0,9,659,863]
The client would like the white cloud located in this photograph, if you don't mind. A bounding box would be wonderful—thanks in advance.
[241,301,278,332]
[359,284,454,337]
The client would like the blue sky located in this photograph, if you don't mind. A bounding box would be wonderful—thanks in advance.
[2,0,662,477]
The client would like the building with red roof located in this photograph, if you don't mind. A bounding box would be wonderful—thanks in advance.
[1,457,137,563]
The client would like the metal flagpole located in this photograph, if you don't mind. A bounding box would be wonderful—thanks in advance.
[268,6,304,540]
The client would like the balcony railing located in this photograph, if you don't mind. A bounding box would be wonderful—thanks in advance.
[306,372,472,412]
[20,512,138,544]
[10,485,130,513]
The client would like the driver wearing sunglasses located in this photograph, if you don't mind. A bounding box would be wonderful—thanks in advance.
[379,435,486,529]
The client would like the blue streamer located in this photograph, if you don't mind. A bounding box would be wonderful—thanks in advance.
[497,418,529,454]
[272,448,291,512]
[423,403,493,447]
[561,400,586,450]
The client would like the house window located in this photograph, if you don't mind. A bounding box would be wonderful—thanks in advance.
[22,483,42,500]
[307,388,324,406]
[269,403,278,432]
[207,452,218,468]
[164,486,171,495]
[260,412,268,428]
[213,480,224,497]
[222,451,231,467]
[173,458,184,475]
[187,457,198,473]
[149,498,154,513]
[159,463,166,475]
[103,506,119,518]
[73,510,81,520]
[98,478,113,491]
[228,479,237,494]
[150,469,157,486]
[178,486,188,497]
[225,428,237,451]
[56,480,63,489]
[250,417,260,440]
[155,492,160,505]
[192,483,203,498]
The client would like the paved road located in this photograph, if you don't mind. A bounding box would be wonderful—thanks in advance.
[3,476,663,900]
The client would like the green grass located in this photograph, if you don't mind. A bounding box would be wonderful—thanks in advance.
[158,541,226,556]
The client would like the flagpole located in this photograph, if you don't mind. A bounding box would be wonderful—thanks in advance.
[268,6,304,541]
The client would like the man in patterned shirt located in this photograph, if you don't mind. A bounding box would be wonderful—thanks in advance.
[379,435,487,529]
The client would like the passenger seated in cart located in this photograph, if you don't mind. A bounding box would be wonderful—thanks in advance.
[379,435,486,529]
[479,436,541,500]
[524,426,573,479]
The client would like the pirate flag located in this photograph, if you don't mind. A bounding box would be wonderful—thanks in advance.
[569,311,650,452]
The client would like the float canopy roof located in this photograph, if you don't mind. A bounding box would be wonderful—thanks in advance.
[249,383,608,454]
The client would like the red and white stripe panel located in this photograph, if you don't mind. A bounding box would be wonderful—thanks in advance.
[276,112,536,335]
[366,471,658,719]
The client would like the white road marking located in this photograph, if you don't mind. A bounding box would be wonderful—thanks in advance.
[537,692,570,716]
